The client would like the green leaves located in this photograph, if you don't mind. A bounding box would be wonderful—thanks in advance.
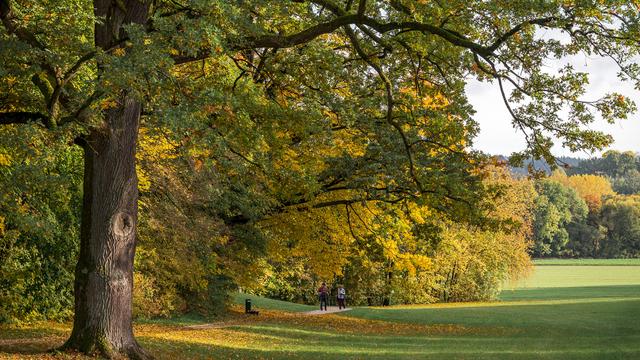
[0,128,82,323]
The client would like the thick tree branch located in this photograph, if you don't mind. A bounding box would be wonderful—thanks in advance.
[357,0,366,16]
[0,111,49,126]
[173,14,362,64]
[174,10,561,66]
[486,16,559,53]
[63,51,97,83]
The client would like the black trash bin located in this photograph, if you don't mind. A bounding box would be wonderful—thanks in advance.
[245,298,251,313]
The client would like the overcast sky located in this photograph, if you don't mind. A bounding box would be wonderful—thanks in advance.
[466,54,640,158]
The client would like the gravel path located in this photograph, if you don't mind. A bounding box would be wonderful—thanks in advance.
[303,306,352,315]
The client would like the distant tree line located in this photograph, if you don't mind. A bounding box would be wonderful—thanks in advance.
[530,151,640,258]
[567,150,640,195]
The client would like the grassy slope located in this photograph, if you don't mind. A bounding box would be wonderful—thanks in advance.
[231,293,315,313]
[2,259,640,359]
[343,304,640,359]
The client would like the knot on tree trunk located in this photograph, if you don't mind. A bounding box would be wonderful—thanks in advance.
[111,211,134,237]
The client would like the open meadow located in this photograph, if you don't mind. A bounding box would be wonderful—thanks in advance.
[1,259,639,359]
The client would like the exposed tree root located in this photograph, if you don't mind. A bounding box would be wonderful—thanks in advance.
[59,337,154,359]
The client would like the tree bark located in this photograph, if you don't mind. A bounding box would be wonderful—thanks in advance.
[61,1,152,358]
[62,98,151,359]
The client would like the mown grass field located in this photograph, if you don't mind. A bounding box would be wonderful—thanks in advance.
[533,258,640,266]
[1,259,639,359]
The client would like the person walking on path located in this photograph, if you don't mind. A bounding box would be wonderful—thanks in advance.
[318,282,329,311]
[336,284,346,309]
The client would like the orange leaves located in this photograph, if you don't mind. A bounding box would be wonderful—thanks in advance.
[549,170,614,211]
[99,98,119,110]
[193,159,204,172]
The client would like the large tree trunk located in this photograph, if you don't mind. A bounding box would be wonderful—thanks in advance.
[62,98,150,359]
[62,1,152,359]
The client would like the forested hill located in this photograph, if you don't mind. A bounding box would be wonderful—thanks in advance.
[498,151,640,195]
[495,155,584,176]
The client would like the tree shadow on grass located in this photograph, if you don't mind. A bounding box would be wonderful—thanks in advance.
[0,325,67,355]
[138,329,640,360]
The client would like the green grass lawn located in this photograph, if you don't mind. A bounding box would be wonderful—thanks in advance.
[533,258,640,266]
[2,259,640,359]
[231,292,316,313]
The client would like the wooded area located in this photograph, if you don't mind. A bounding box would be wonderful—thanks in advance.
[1,0,639,359]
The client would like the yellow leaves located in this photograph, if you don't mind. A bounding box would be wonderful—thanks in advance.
[398,86,414,96]
[17,199,30,214]
[283,148,303,172]
[137,164,152,192]
[405,202,429,224]
[0,216,4,236]
[392,252,433,277]
[421,92,450,109]
[319,32,347,46]
[4,76,17,86]
[136,127,179,192]
[262,198,360,279]
[138,128,178,161]
[483,164,536,232]
[335,81,352,98]
[399,86,450,113]
[113,48,126,57]
[0,152,11,166]
[332,135,366,157]
[380,238,400,259]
